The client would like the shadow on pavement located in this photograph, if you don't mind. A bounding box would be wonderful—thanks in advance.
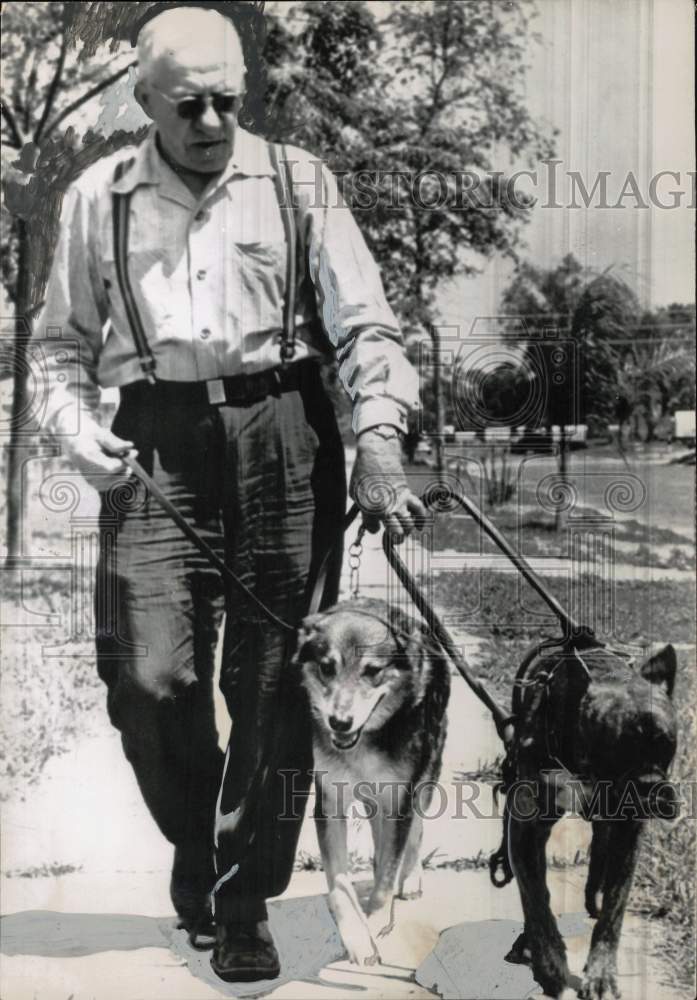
[0,909,171,957]
[415,914,587,1000]
[0,895,349,997]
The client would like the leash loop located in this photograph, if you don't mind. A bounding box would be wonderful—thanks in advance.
[348,524,366,599]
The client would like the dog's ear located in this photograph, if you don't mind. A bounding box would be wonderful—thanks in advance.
[292,618,321,668]
[292,614,329,667]
[639,643,677,697]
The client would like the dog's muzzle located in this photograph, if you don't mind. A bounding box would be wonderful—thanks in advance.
[326,696,384,752]
[328,714,363,750]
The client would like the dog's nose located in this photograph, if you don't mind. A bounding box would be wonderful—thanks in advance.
[329,714,353,733]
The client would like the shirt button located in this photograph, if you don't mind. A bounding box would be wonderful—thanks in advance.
[200,327,211,339]
[196,269,207,280]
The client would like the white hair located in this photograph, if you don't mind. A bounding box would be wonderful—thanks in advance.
[137,6,246,86]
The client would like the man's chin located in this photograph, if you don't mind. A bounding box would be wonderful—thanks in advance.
[186,142,231,172]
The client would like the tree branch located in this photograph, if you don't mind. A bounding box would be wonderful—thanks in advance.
[23,54,38,135]
[42,61,136,140]
[33,20,69,142]
[1,99,25,148]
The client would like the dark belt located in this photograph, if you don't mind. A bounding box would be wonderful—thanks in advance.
[119,359,315,407]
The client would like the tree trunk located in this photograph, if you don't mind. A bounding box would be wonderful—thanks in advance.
[5,218,32,564]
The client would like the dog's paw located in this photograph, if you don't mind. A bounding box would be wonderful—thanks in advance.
[396,870,423,900]
[504,932,531,966]
[580,952,620,1000]
[328,883,381,966]
[531,943,570,999]
[347,937,381,966]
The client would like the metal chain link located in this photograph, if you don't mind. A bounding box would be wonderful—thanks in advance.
[348,524,366,599]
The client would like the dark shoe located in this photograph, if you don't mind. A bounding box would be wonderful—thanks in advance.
[211,921,281,983]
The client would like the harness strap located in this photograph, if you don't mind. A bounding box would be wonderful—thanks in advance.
[112,159,157,384]
[268,143,298,364]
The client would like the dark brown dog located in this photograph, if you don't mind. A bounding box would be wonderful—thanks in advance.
[490,640,678,1000]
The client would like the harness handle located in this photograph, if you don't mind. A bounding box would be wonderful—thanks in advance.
[382,532,516,746]
[447,491,589,640]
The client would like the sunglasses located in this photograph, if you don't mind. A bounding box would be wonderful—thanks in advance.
[153,89,241,121]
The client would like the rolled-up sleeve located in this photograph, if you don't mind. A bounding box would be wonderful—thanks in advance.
[35,183,108,442]
[297,152,420,435]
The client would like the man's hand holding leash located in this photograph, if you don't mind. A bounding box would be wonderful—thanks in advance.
[63,425,135,492]
[351,424,426,541]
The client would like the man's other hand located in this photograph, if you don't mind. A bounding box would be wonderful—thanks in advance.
[64,427,136,492]
[350,426,426,542]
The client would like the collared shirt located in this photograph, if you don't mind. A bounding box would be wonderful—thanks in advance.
[38,125,419,439]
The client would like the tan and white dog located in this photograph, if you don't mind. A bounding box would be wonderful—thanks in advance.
[294,598,450,965]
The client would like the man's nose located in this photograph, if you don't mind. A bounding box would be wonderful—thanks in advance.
[198,103,222,132]
[329,714,353,733]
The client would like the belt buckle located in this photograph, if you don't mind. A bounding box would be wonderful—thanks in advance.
[206,378,226,405]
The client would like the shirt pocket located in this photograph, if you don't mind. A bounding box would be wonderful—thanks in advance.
[234,240,287,331]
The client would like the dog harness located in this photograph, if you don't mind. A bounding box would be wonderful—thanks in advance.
[111,142,300,384]
[507,635,628,778]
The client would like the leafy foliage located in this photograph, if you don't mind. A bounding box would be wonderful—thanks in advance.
[264,0,555,322]
[501,254,695,435]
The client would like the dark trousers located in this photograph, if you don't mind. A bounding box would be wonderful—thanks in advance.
[95,361,346,922]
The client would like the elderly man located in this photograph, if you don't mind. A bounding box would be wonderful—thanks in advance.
[39,3,423,983]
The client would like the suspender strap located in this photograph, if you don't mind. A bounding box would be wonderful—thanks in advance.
[112,159,157,384]
[268,143,297,364]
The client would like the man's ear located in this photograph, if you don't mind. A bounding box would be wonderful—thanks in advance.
[640,644,677,697]
[134,81,155,121]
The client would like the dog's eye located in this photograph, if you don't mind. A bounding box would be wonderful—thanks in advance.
[362,663,384,685]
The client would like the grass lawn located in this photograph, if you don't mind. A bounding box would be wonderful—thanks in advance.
[1,568,103,801]
[403,453,695,570]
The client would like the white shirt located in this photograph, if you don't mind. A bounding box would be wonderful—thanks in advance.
[38,125,420,439]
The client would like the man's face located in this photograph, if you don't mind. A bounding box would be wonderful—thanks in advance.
[138,50,245,174]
